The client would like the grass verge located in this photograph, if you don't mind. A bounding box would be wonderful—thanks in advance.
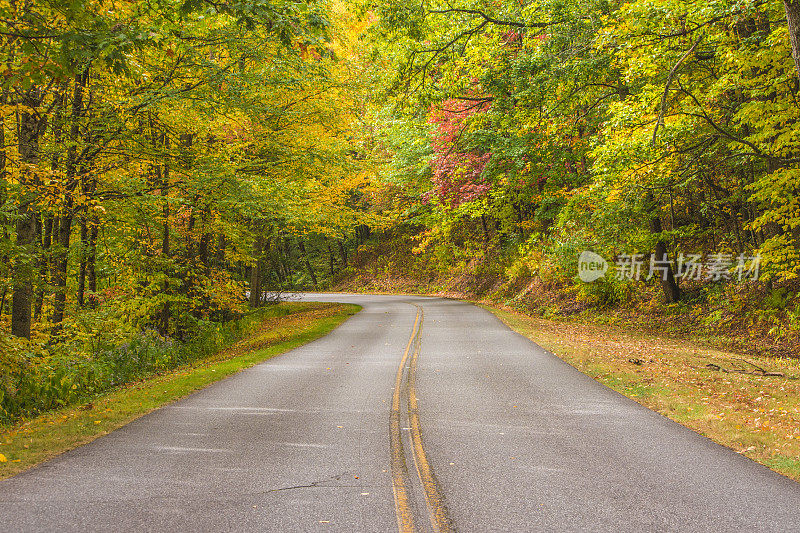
[484,304,800,482]
[0,302,360,480]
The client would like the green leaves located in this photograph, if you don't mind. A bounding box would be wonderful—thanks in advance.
[364,0,800,299]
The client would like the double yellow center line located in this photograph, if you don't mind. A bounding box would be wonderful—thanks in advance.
[390,305,453,533]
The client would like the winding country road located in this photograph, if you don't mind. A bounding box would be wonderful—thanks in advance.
[2,294,800,532]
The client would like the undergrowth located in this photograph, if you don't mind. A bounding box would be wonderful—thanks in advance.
[336,227,800,359]
[0,304,299,425]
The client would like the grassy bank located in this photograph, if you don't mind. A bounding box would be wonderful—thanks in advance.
[486,304,800,482]
[0,302,360,479]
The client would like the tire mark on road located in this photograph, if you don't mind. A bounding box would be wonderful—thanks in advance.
[407,307,454,533]
[390,307,421,532]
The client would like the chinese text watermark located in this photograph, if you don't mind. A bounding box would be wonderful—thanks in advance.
[578,251,761,283]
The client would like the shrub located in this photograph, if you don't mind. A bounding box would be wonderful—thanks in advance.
[0,309,271,426]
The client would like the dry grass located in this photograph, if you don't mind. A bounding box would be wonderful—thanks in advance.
[487,304,800,481]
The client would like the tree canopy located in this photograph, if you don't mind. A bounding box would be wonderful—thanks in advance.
[2,0,800,365]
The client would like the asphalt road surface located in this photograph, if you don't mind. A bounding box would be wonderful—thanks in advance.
[2,294,800,532]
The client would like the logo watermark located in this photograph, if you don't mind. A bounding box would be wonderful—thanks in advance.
[578,251,608,282]
[578,251,761,282]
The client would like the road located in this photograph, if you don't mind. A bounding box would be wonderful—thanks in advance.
[1,294,799,532]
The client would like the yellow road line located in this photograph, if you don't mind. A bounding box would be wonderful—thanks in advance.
[390,308,421,533]
[407,308,454,533]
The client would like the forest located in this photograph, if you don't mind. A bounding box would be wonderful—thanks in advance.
[2,0,800,422]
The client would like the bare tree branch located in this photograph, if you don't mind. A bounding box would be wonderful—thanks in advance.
[652,34,704,147]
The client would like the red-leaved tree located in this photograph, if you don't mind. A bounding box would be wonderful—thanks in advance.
[428,99,492,207]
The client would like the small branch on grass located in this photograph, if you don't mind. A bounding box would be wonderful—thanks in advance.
[705,361,784,377]
[735,357,768,374]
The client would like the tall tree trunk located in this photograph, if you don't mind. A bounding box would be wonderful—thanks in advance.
[77,164,97,308]
[270,231,285,284]
[338,239,348,267]
[198,231,211,267]
[86,215,98,307]
[195,206,211,271]
[280,236,292,281]
[77,91,95,310]
[159,139,171,336]
[785,0,800,82]
[648,194,681,303]
[180,134,195,261]
[327,242,336,276]
[0,90,8,324]
[160,171,170,258]
[34,215,52,319]
[36,91,64,321]
[51,73,87,330]
[50,208,73,328]
[186,208,195,258]
[297,239,318,289]
[77,215,88,307]
[651,233,681,303]
[215,234,226,269]
[249,235,263,308]
[272,255,285,283]
[12,208,37,339]
[12,90,43,339]
[33,214,43,320]
[0,287,7,319]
